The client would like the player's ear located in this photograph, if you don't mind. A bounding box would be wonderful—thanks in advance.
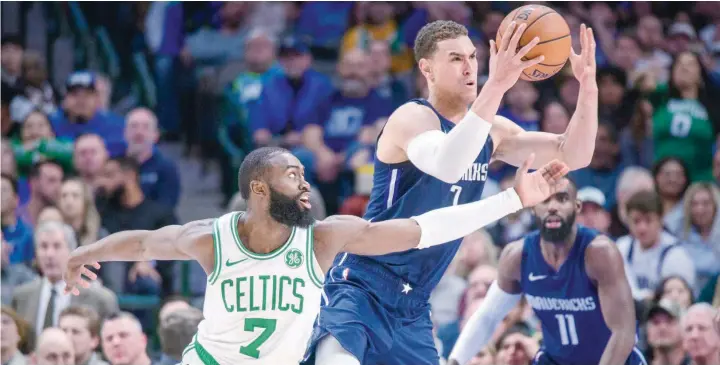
[250,180,267,197]
[418,58,433,82]
[575,199,582,213]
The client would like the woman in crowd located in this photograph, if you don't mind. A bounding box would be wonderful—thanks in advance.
[36,205,64,225]
[653,275,695,310]
[0,306,30,365]
[539,100,570,135]
[652,157,690,232]
[677,182,720,293]
[11,110,74,175]
[619,96,654,168]
[58,178,103,246]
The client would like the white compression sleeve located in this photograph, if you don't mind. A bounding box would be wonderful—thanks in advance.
[406,110,492,184]
[412,189,523,249]
[448,282,522,365]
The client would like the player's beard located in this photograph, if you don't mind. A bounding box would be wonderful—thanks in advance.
[538,211,576,243]
[268,186,315,228]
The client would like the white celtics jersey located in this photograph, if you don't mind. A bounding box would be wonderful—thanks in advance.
[181,211,324,365]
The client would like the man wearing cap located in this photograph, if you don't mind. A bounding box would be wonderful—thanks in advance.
[645,299,691,365]
[48,72,125,157]
[577,186,611,235]
[666,22,699,56]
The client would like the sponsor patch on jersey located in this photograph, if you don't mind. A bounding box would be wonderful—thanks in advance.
[285,248,303,269]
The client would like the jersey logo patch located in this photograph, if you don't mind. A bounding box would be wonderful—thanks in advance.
[528,273,548,282]
[226,258,248,267]
[285,249,303,269]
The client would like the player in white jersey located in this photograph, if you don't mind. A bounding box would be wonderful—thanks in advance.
[64,147,570,365]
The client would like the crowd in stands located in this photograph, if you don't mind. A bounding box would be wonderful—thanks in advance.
[2,2,720,365]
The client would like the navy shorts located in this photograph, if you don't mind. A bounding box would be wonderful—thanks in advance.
[532,347,648,365]
[301,255,440,365]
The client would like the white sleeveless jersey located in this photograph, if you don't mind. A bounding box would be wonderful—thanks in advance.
[181,212,325,365]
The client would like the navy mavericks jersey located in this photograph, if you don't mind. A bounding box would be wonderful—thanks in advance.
[521,226,634,365]
[340,98,493,293]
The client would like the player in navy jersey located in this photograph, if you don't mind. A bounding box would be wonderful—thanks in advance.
[449,177,646,365]
[303,20,599,365]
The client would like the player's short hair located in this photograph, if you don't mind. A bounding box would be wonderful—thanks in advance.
[238,147,290,200]
[414,20,468,61]
[59,305,102,338]
[625,190,663,216]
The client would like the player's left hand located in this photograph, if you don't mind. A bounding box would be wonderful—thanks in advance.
[64,260,101,296]
[514,153,570,207]
[569,23,596,86]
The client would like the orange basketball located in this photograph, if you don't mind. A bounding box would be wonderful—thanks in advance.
[495,5,571,81]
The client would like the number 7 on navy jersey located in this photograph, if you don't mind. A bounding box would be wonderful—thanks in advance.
[450,185,462,206]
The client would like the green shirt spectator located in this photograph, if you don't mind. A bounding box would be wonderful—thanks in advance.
[11,110,74,176]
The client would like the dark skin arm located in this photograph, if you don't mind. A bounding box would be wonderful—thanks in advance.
[585,236,637,365]
[64,219,215,295]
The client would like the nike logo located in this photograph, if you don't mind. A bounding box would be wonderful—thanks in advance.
[528,273,547,282]
[226,258,248,267]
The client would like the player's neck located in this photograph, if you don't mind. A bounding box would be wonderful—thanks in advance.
[239,211,294,254]
[540,226,578,270]
[427,92,468,123]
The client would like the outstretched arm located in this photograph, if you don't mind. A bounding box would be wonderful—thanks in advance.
[585,236,637,365]
[64,219,215,294]
[379,22,542,184]
[447,241,525,365]
[312,155,569,270]
[491,25,598,170]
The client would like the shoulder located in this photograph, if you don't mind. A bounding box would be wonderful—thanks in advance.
[83,283,118,302]
[13,278,41,297]
[585,235,625,279]
[383,101,439,133]
[498,240,525,274]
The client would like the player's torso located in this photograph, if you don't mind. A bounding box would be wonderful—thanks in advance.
[192,212,324,364]
[520,226,612,365]
[347,98,493,291]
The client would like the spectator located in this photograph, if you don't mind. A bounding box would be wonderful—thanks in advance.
[1,36,23,92]
[653,157,691,232]
[58,178,102,247]
[1,140,29,204]
[597,66,633,126]
[617,190,697,300]
[249,35,333,149]
[500,81,540,132]
[619,97,654,168]
[10,221,118,337]
[611,166,655,238]
[11,111,74,175]
[36,206,63,225]
[577,186,612,235]
[494,323,539,365]
[94,74,111,112]
[30,328,74,365]
[157,308,203,365]
[682,303,720,365]
[634,14,672,85]
[72,134,109,191]
[1,232,36,305]
[95,157,177,298]
[1,174,33,265]
[611,33,642,76]
[368,40,409,109]
[488,174,535,245]
[157,296,191,322]
[676,182,720,293]
[9,51,57,122]
[643,51,720,183]
[666,23,699,57]
[295,2,353,51]
[466,346,496,365]
[644,299,690,365]
[58,306,108,365]
[17,160,63,227]
[181,2,250,67]
[101,312,153,365]
[48,72,125,157]
[1,306,30,365]
[539,100,570,135]
[570,122,624,209]
[124,108,181,209]
[654,276,695,310]
[219,30,282,203]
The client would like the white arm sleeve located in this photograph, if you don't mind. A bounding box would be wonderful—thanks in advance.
[406,110,492,184]
[448,282,522,365]
[412,189,523,249]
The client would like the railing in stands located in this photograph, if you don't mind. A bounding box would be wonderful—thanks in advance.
[132,52,157,108]
[68,1,99,70]
[96,26,120,79]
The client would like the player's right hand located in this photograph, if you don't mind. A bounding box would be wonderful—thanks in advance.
[486,22,544,92]
[64,260,101,296]
[513,153,570,207]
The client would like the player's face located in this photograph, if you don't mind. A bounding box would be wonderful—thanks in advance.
[266,153,314,227]
[423,36,477,105]
[533,182,580,243]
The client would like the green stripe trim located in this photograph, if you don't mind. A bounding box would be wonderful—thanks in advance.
[231,212,296,260]
[207,219,222,285]
[306,226,324,288]
[181,334,198,359]
[195,340,222,365]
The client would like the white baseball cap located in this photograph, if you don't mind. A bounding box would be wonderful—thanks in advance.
[577,187,606,209]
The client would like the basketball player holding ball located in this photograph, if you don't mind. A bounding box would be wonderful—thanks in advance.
[302,5,600,365]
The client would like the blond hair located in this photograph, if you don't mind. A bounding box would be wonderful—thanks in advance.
[681,182,720,240]
[61,178,101,246]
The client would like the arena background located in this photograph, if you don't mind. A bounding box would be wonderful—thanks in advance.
[1,2,719,365]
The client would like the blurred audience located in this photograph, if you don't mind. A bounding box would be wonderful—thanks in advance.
[58,306,108,365]
[100,312,153,365]
[30,327,74,365]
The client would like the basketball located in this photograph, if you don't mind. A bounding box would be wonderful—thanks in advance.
[496,4,571,81]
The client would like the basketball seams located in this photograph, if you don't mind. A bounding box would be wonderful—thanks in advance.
[536,33,570,46]
[524,10,556,34]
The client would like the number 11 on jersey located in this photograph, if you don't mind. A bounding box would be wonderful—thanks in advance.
[555,314,579,345]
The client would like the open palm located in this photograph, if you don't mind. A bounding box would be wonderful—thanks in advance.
[569,24,596,85]
[514,154,570,207]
